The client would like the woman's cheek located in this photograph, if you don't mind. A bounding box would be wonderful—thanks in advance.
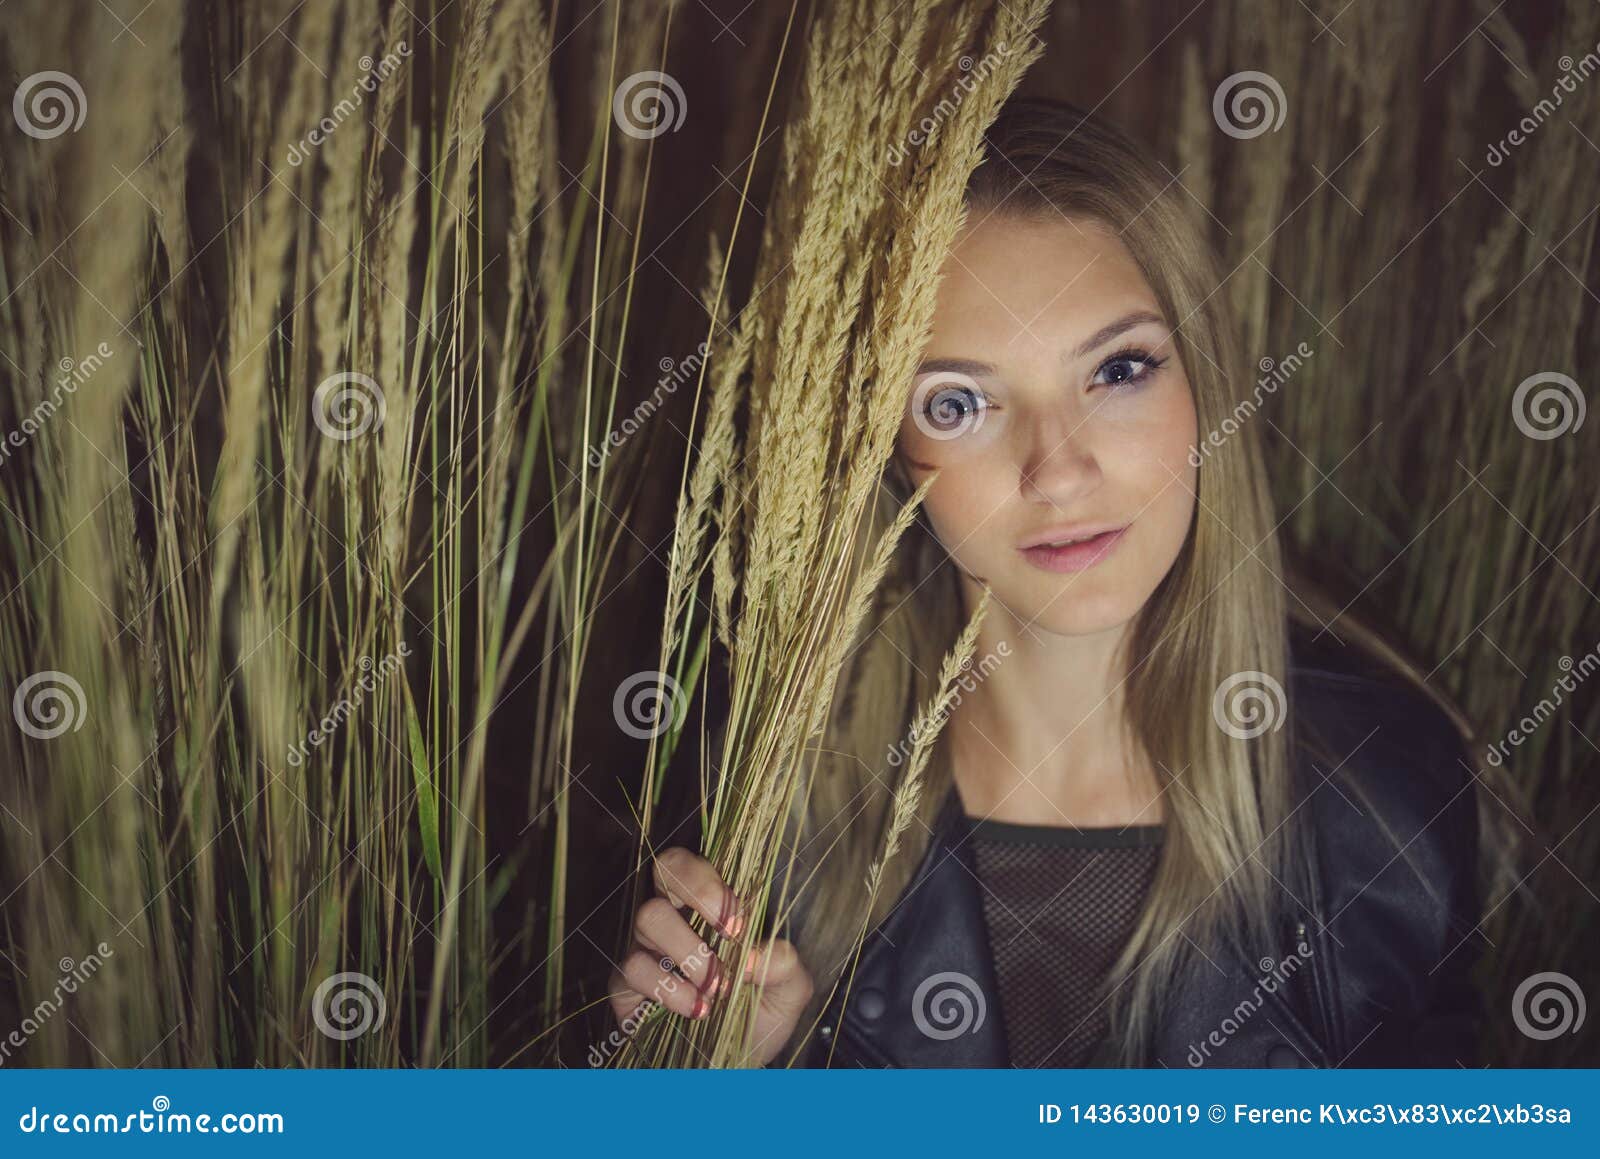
[1105,383,1199,491]
[918,451,1011,564]
[1154,373,1199,457]
[1129,392,1201,546]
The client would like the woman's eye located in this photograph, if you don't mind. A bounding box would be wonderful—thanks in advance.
[1092,348,1166,389]
[914,377,991,439]
[926,385,983,424]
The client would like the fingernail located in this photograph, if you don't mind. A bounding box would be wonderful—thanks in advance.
[716,889,740,938]
[692,995,709,1019]
[705,957,725,997]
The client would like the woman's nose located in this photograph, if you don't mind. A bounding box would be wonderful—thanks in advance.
[1018,411,1102,508]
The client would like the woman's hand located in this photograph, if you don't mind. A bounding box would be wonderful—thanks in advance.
[607,846,814,1066]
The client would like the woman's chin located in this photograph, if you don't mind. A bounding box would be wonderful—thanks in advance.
[985,579,1144,641]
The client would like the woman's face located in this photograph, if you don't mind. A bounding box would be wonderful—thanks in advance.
[897,212,1200,639]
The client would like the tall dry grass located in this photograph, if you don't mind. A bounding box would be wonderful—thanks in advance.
[0,0,667,1066]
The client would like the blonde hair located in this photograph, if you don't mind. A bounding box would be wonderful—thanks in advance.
[784,98,1294,1063]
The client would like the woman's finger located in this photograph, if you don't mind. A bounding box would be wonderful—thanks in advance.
[619,948,709,1020]
[633,896,725,995]
[651,847,744,937]
[606,969,647,1027]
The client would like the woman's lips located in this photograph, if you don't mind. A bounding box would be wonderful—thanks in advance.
[1017,526,1128,573]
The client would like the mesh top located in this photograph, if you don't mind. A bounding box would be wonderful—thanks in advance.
[966,816,1163,1068]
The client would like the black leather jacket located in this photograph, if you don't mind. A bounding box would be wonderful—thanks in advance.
[793,631,1484,1068]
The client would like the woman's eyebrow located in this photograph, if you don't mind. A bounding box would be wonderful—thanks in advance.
[913,356,996,377]
[1070,309,1167,359]
[913,311,1168,377]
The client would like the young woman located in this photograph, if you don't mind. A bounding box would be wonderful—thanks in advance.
[608,98,1483,1068]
